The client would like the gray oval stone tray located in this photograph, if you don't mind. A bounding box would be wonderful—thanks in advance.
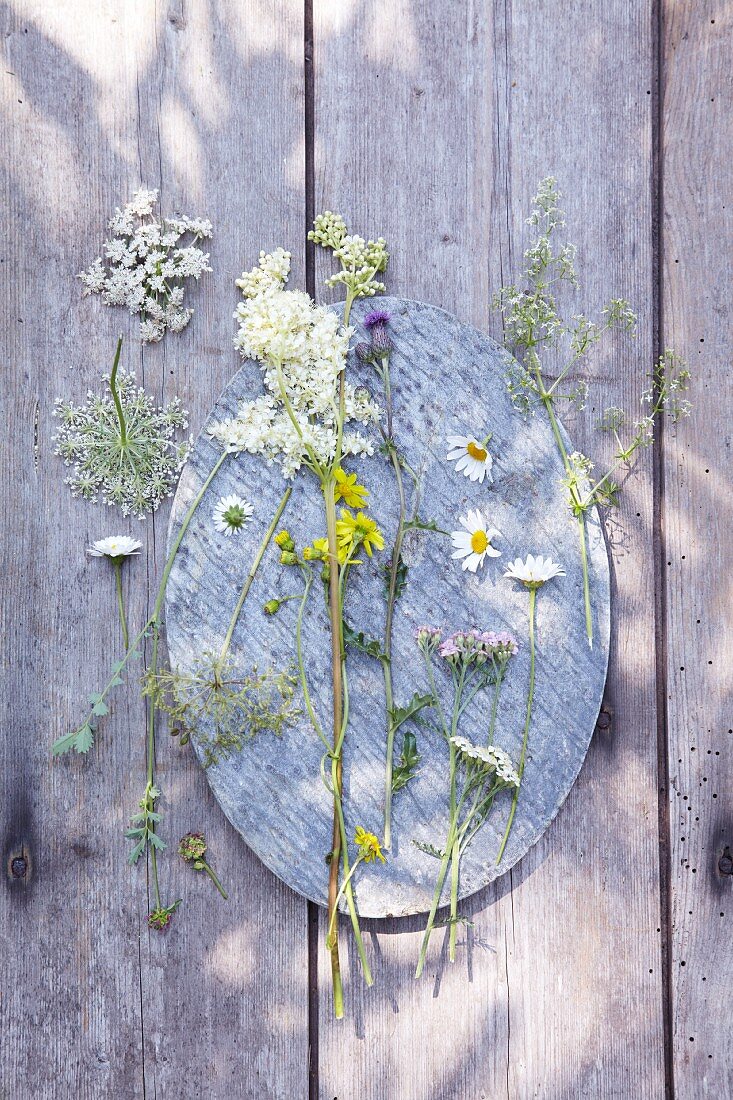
[166,297,610,918]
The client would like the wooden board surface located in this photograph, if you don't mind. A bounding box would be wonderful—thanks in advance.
[1,1,729,1097]
[661,3,733,1093]
[0,4,309,1098]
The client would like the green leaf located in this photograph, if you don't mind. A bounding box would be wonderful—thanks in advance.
[391,730,420,792]
[403,517,450,536]
[413,840,444,859]
[92,700,109,717]
[148,833,167,851]
[343,623,388,662]
[51,729,81,757]
[88,692,103,704]
[74,724,95,754]
[390,692,434,731]
[109,676,124,688]
[127,840,145,864]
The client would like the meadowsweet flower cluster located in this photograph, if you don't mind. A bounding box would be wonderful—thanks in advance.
[78,188,212,343]
[54,362,188,518]
[449,737,520,787]
[308,213,388,298]
[208,250,379,478]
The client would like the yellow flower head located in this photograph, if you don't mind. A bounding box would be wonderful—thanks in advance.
[333,467,369,510]
[304,536,350,566]
[354,826,386,864]
[274,529,295,552]
[336,509,385,560]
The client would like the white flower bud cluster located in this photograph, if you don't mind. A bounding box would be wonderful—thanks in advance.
[208,251,379,479]
[78,188,212,343]
[308,212,389,299]
[449,736,520,788]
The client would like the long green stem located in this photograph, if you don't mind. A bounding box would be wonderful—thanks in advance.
[448,833,461,961]
[539,380,593,648]
[415,828,454,978]
[496,587,536,864]
[145,450,229,910]
[113,560,129,651]
[108,336,127,446]
[218,486,292,665]
[326,853,364,948]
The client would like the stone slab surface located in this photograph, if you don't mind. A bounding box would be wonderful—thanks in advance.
[166,297,610,917]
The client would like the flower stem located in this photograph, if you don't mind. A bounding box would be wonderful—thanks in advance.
[218,486,292,665]
[324,479,346,1017]
[113,560,129,651]
[108,336,127,447]
[202,861,228,900]
[448,833,461,961]
[496,586,536,864]
[415,827,454,978]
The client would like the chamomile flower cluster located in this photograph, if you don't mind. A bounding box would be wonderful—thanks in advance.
[78,188,212,342]
[449,737,520,787]
[54,367,188,518]
[308,213,388,299]
[208,250,379,478]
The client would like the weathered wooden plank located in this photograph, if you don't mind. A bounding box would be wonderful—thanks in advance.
[313,1,666,1094]
[661,4,733,1093]
[0,4,308,1098]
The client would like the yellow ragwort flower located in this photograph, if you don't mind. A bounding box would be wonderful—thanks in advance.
[304,536,350,566]
[274,529,295,551]
[354,826,386,864]
[336,509,385,559]
[333,467,369,510]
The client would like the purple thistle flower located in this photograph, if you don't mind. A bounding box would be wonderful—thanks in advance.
[363,309,392,328]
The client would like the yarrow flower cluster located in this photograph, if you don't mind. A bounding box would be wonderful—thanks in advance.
[78,188,212,342]
[208,250,379,478]
[54,353,188,518]
[308,213,388,298]
[449,736,520,787]
[437,628,518,665]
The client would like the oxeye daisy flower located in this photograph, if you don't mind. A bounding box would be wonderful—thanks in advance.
[213,495,254,536]
[87,535,142,560]
[333,467,369,509]
[503,554,565,589]
[450,510,501,572]
[336,509,385,559]
[446,434,494,484]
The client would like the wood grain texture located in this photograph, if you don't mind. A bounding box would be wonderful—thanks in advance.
[312,1,666,1094]
[661,3,733,1093]
[0,4,308,1098]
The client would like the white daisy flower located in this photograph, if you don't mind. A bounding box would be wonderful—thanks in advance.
[503,554,565,589]
[446,434,493,484]
[213,494,254,536]
[88,536,142,560]
[450,510,501,572]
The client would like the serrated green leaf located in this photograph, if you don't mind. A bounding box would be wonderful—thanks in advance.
[148,833,167,851]
[51,730,79,757]
[127,840,145,864]
[92,701,109,717]
[88,691,103,704]
[343,623,388,662]
[391,731,420,792]
[109,676,124,688]
[390,692,434,731]
[403,517,450,536]
[124,826,145,840]
[413,840,444,859]
[74,724,94,754]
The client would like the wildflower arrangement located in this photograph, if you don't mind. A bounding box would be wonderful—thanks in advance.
[493,177,690,646]
[52,183,692,1011]
[79,187,212,342]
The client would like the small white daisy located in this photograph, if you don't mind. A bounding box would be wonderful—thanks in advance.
[88,535,142,560]
[504,554,565,589]
[450,510,501,572]
[213,494,254,536]
[446,433,493,484]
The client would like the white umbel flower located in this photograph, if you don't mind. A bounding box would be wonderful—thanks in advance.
[213,495,254,536]
[446,434,493,484]
[88,536,142,560]
[504,554,565,588]
[450,510,501,573]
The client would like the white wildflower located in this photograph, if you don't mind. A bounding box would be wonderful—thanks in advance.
[449,736,520,787]
[78,188,212,342]
[503,554,565,588]
[446,433,494,484]
[212,495,254,536]
[450,510,502,573]
[88,536,142,560]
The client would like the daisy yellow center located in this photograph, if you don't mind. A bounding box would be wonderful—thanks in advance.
[467,442,487,461]
[471,531,489,553]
